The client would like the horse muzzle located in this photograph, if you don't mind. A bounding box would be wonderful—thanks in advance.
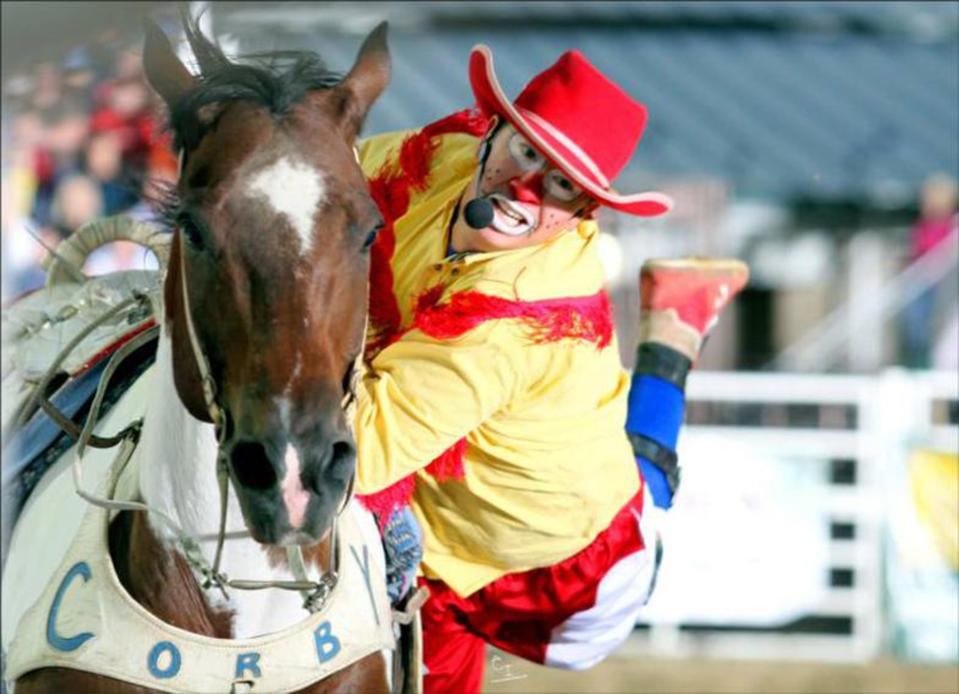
[225,432,355,546]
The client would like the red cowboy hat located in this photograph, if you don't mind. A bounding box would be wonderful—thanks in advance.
[469,45,672,217]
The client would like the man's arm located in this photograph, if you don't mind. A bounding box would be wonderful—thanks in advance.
[354,321,520,493]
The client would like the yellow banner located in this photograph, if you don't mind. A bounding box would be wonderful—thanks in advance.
[909,449,959,571]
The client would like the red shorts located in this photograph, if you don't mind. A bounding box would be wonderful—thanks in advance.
[420,490,655,694]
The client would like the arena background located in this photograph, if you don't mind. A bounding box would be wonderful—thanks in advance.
[2,2,957,692]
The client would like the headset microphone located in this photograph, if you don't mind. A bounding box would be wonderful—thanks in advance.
[464,198,494,229]
[462,128,498,230]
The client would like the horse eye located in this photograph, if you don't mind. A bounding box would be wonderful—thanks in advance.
[178,214,204,250]
[362,223,383,251]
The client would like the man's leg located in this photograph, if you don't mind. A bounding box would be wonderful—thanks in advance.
[417,259,750,686]
[521,259,750,669]
[451,488,650,671]
[627,258,749,509]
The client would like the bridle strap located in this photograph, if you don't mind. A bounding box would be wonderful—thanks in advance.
[177,238,222,429]
[176,233,346,610]
[170,191,360,611]
[73,149,363,612]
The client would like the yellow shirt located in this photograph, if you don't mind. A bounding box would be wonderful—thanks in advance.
[354,125,640,597]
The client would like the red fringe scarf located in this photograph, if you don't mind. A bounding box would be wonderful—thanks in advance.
[365,109,491,360]
[357,111,613,527]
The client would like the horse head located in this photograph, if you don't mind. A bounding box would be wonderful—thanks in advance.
[142,17,389,546]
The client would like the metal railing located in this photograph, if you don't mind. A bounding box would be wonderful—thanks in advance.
[626,368,958,662]
[772,226,958,372]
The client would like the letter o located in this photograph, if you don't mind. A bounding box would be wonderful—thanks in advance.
[147,640,182,679]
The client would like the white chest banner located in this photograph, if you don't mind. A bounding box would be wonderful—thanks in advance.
[4,499,394,692]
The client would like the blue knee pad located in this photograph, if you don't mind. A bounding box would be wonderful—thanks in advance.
[638,457,674,509]
[626,374,685,509]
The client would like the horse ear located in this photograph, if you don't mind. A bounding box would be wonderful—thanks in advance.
[336,21,391,140]
[142,19,195,108]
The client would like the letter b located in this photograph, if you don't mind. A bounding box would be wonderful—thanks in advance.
[313,621,341,663]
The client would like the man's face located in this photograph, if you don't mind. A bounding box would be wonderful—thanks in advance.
[453,122,595,253]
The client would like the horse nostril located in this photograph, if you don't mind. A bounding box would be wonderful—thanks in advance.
[229,441,278,490]
[326,439,356,484]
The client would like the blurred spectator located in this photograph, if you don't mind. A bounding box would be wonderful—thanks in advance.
[1,32,177,299]
[29,62,63,113]
[90,45,164,177]
[902,173,958,369]
[6,111,44,215]
[61,47,97,113]
[933,311,959,371]
[3,111,46,299]
[49,173,103,238]
[62,47,96,92]
[31,98,92,230]
[85,131,140,215]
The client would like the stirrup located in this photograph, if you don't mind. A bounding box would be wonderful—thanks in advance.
[391,585,429,693]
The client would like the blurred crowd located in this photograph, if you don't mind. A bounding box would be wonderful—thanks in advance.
[0,24,955,373]
[1,29,177,300]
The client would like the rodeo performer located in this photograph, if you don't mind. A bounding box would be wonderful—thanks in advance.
[352,45,748,692]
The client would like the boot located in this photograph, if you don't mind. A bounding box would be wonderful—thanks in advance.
[638,257,749,362]
[628,258,749,510]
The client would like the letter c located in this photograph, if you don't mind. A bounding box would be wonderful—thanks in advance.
[46,561,95,652]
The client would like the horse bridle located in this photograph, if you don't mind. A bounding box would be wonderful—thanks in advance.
[71,148,364,613]
[174,215,357,612]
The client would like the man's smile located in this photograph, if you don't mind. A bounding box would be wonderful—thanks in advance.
[488,193,537,236]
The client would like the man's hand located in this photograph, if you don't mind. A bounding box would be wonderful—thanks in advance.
[382,504,423,605]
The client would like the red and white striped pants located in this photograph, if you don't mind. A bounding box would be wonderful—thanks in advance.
[419,489,657,693]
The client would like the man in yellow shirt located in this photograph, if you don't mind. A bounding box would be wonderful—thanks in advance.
[353,45,747,692]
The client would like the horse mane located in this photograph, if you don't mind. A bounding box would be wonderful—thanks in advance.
[169,12,343,153]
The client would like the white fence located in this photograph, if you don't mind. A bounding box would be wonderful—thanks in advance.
[627,369,958,662]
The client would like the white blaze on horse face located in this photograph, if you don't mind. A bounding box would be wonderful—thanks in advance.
[277,395,311,530]
[282,445,311,530]
[247,157,325,253]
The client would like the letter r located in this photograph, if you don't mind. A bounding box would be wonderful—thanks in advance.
[235,652,262,679]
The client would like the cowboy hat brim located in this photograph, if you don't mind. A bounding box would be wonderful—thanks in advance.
[469,45,673,218]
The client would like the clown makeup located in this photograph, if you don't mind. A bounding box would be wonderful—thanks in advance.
[451,123,595,253]
[506,133,584,202]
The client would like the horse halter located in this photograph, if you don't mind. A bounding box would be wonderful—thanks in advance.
[173,206,355,611]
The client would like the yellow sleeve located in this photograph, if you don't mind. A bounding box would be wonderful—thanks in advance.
[354,322,520,494]
[357,129,415,179]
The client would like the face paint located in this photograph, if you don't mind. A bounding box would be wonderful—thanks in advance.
[453,124,593,252]
[482,128,588,238]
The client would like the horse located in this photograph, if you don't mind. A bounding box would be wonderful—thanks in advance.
[2,14,397,693]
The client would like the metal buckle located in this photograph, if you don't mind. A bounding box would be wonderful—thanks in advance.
[303,571,338,613]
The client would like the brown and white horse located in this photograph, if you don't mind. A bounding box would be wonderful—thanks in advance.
[4,14,392,693]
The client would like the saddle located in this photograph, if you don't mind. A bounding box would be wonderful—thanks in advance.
[2,270,162,522]
[3,215,169,510]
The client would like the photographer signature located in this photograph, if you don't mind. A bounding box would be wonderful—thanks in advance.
[490,654,528,683]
